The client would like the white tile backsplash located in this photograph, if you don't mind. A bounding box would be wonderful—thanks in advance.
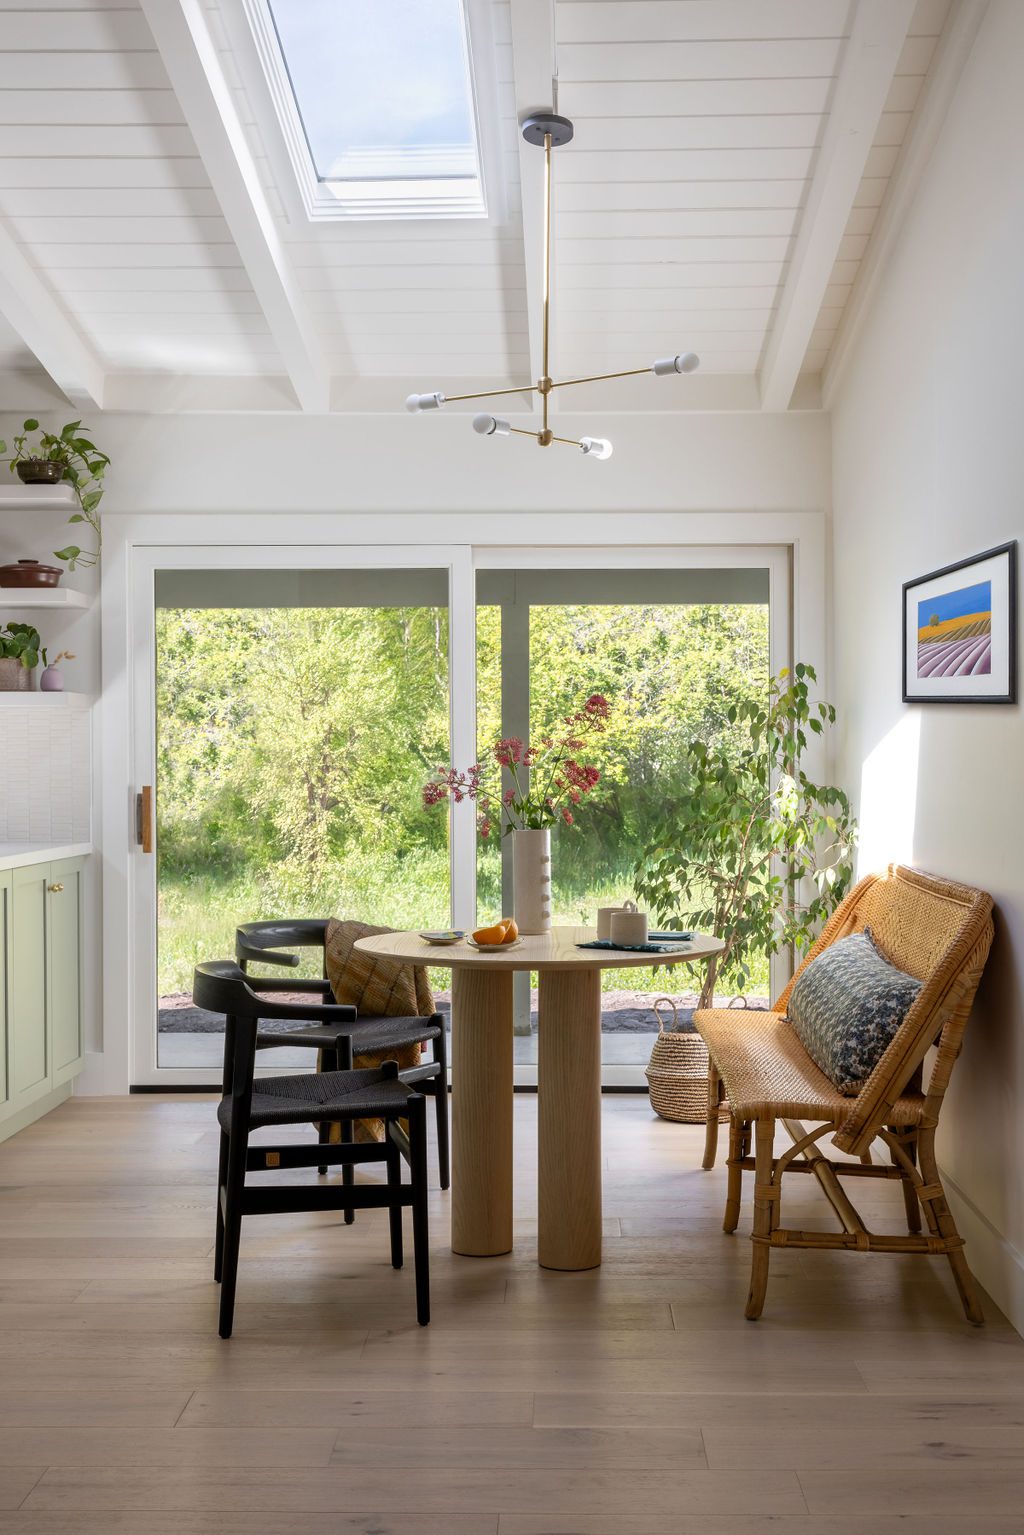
[0,700,91,843]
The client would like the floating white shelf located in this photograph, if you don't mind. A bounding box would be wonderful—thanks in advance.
[0,483,78,509]
[0,691,91,706]
[0,587,90,610]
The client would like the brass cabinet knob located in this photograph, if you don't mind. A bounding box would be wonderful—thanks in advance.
[47,883,64,893]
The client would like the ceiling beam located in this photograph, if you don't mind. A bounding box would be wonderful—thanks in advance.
[823,0,989,406]
[509,0,557,413]
[759,0,915,413]
[138,0,330,414]
[0,219,105,411]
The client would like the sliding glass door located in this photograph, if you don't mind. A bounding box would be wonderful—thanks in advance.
[130,547,472,1085]
[128,542,786,1087]
[476,553,788,1084]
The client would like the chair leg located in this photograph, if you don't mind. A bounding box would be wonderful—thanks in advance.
[218,1122,248,1340]
[214,1128,228,1281]
[333,1042,356,1224]
[702,1060,722,1170]
[317,1047,334,1177]
[745,1117,776,1321]
[434,1022,450,1192]
[891,1125,922,1234]
[340,1121,355,1225]
[723,1116,745,1233]
[385,1130,404,1270]
[408,1095,430,1326]
[918,1128,984,1326]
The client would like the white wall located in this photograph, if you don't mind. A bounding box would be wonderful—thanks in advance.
[831,0,1024,1331]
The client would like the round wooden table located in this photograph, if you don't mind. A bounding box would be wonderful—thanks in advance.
[354,925,725,1271]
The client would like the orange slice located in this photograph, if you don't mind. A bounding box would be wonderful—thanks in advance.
[500,918,519,943]
[472,922,507,945]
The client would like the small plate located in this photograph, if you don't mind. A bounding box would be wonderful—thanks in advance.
[420,930,465,946]
[468,936,524,952]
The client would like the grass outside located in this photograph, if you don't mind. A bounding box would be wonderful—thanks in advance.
[158,858,769,1002]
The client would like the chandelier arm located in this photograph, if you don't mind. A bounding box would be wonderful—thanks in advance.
[443,383,538,403]
[508,426,541,440]
[547,365,652,391]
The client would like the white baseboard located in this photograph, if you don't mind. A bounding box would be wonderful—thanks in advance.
[941,1163,1024,1338]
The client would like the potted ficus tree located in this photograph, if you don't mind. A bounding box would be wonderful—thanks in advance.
[0,622,41,692]
[634,663,857,1008]
[0,418,110,571]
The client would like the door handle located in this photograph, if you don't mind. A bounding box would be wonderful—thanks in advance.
[136,785,154,853]
[47,883,64,894]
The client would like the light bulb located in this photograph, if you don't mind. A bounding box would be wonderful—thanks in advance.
[405,391,446,413]
[579,436,613,460]
[472,414,511,436]
[651,353,700,376]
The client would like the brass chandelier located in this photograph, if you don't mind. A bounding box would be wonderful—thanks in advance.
[406,114,700,460]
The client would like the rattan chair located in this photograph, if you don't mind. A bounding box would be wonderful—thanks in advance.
[695,865,994,1323]
[193,961,430,1339]
[235,919,449,1199]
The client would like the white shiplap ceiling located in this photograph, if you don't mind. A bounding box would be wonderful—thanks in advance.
[0,0,982,414]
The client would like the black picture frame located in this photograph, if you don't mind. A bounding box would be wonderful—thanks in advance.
[902,541,1017,704]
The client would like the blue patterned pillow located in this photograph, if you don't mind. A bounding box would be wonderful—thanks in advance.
[786,928,922,1095]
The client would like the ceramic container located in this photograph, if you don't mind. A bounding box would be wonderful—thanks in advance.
[0,559,63,588]
[511,827,552,934]
[610,907,649,945]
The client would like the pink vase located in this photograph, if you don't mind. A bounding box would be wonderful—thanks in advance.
[40,664,65,692]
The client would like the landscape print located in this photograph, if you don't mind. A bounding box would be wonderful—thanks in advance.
[917,579,992,678]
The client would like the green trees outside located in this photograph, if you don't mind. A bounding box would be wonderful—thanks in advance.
[156,599,769,997]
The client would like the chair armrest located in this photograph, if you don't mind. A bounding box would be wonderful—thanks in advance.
[246,976,333,996]
[236,941,301,969]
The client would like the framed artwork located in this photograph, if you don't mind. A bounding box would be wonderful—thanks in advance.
[903,541,1017,704]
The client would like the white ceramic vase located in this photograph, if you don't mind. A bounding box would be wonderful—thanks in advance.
[512,827,552,934]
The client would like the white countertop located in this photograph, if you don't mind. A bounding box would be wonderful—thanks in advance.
[0,842,93,871]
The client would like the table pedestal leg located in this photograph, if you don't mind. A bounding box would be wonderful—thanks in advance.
[451,967,514,1257]
[538,967,602,1270]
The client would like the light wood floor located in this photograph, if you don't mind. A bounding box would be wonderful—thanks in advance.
[1,1094,1023,1534]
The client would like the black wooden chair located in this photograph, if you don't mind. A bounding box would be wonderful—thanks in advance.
[193,960,430,1339]
[234,919,449,1201]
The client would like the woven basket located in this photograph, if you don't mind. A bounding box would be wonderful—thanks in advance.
[645,997,728,1125]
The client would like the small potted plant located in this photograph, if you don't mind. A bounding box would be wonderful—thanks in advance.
[40,647,75,692]
[0,622,41,691]
[0,418,110,570]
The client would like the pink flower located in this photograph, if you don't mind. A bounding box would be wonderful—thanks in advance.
[503,788,516,806]
[493,736,524,767]
[478,817,492,839]
[562,808,574,826]
[585,693,610,717]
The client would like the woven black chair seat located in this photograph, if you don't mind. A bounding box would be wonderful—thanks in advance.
[218,1066,413,1133]
[257,1013,442,1055]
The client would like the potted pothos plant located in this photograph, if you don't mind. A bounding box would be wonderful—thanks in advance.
[0,418,110,571]
[633,663,857,1008]
[0,621,41,692]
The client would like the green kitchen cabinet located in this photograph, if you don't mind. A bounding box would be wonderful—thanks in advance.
[49,857,85,1085]
[1,855,86,1136]
[11,863,49,1108]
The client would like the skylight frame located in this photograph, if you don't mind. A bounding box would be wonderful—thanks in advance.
[240,0,492,223]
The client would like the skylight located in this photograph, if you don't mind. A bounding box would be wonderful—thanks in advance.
[250,0,486,220]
